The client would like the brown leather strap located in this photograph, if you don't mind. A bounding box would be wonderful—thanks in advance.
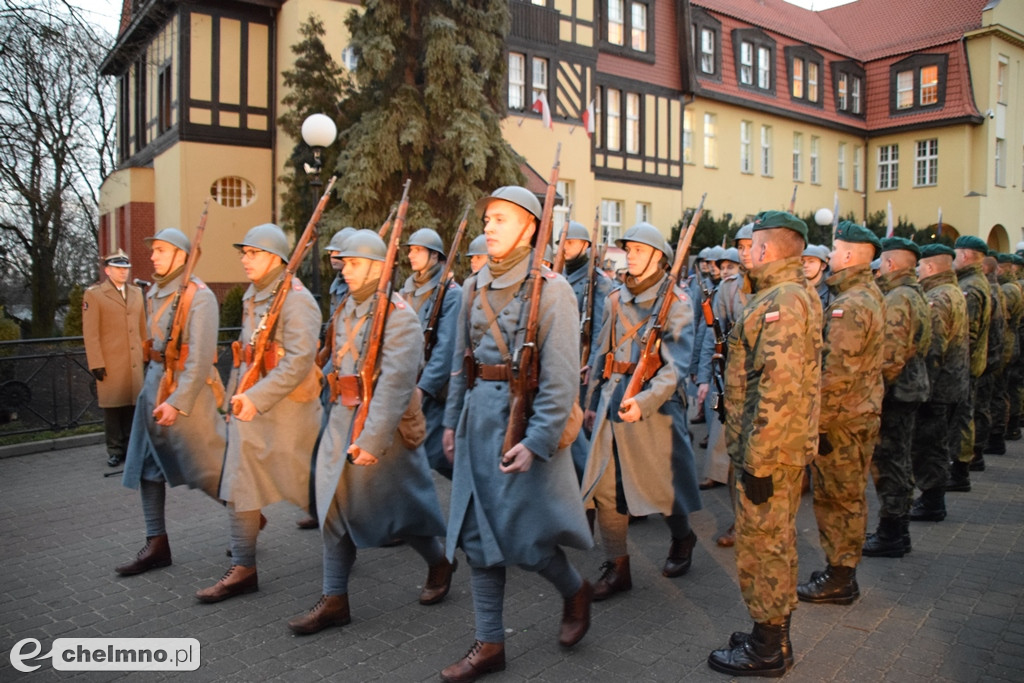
[334,314,368,368]
[606,360,636,376]
[476,363,511,381]
[476,287,512,363]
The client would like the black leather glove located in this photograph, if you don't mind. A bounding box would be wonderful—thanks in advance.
[741,470,773,505]
[818,432,833,455]
[91,367,107,381]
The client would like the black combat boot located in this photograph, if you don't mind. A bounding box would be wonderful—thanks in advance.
[909,488,947,521]
[968,447,986,471]
[899,515,911,554]
[729,613,793,669]
[862,517,906,558]
[984,432,1006,455]
[1006,415,1021,441]
[945,460,971,492]
[709,620,787,677]
[797,564,859,604]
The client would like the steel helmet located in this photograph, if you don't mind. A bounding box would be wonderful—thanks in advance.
[325,227,358,253]
[337,229,387,262]
[145,227,191,253]
[615,222,666,254]
[802,244,830,263]
[705,246,726,263]
[233,223,290,261]
[662,239,675,264]
[564,221,591,242]
[697,247,712,261]
[475,186,542,221]
[466,234,487,257]
[405,228,446,256]
[718,247,741,264]
[734,222,755,243]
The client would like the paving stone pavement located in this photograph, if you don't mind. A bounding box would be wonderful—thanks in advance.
[1,430,1022,682]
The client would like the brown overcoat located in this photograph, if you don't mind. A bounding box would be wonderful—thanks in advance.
[82,279,146,407]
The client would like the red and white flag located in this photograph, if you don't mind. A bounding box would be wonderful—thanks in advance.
[532,92,553,129]
[582,99,595,138]
[885,201,894,238]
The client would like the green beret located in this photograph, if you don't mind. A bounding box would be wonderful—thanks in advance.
[880,236,921,259]
[1012,254,1024,267]
[954,235,988,253]
[996,252,1015,264]
[919,243,955,258]
[835,220,882,257]
[753,210,808,244]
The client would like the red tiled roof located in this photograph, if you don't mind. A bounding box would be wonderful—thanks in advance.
[693,0,854,56]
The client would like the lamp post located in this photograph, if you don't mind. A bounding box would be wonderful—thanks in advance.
[301,113,337,303]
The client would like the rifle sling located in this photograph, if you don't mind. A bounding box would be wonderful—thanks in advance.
[148,282,197,355]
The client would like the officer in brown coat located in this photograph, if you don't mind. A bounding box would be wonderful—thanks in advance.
[82,250,146,467]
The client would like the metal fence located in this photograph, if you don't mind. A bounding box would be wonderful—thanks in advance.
[0,330,241,438]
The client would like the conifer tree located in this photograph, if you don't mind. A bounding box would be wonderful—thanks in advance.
[335,0,523,240]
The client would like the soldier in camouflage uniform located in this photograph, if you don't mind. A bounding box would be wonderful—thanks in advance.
[971,254,1006,472]
[985,253,1023,455]
[910,244,969,522]
[863,238,931,558]
[707,211,821,678]
[1005,254,1024,441]
[948,236,992,492]
[797,221,884,606]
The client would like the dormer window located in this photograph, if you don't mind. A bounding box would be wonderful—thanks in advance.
[604,0,653,60]
[785,45,823,107]
[732,28,775,94]
[890,54,947,114]
[833,61,865,117]
[691,7,721,80]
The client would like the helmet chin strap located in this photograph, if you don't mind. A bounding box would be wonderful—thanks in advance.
[491,218,536,262]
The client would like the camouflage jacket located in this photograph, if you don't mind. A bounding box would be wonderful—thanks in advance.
[956,263,991,378]
[919,269,969,404]
[998,275,1023,367]
[820,264,885,430]
[985,269,1006,372]
[877,268,932,403]
[724,257,821,476]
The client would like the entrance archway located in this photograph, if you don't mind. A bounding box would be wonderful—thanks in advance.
[987,224,1009,253]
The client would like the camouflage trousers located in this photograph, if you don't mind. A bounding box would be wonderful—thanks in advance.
[954,377,979,463]
[733,464,803,622]
[813,416,879,568]
[1009,361,1024,432]
[911,402,954,492]
[972,370,997,453]
[870,397,919,517]
[989,368,1010,438]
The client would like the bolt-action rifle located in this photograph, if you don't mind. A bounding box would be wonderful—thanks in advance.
[579,206,601,370]
[156,199,210,406]
[233,176,337,407]
[788,184,798,213]
[423,204,470,365]
[620,193,706,407]
[551,202,573,274]
[697,263,727,422]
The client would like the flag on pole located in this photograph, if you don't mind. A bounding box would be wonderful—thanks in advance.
[832,192,839,242]
[937,207,943,237]
[532,92,553,129]
[582,99,595,138]
[886,201,894,238]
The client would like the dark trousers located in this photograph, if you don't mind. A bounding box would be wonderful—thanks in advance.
[954,377,978,463]
[911,401,953,492]
[973,370,997,452]
[990,368,1011,438]
[103,405,135,460]
[871,397,919,517]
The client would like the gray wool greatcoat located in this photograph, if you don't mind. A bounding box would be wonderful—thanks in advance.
[82,279,146,407]
[582,274,703,517]
[315,291,446,546]
[399,268,462,474]
[443,256,593,571]
[122,275,225,497]
[220,277,323,512]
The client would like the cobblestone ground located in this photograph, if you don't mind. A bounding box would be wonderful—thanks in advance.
[1,427,1022,682]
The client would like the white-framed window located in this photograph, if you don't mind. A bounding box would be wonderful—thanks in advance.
[625,92,640,154]
[606,88,621,151]
[758,47,771,89]
[701,28,715,74]
[341,46,358,72]
[631,2,647,52]
[636,201,651,224]
[531,57,548,104]
[792,132,803,182]
[703,113,717,168]
[601,199,623,242]
[808,62,819,102]
[995,138,1006,187]
[851,76,862,114]
[810,136,820,184]
[897,70,914,109]
[740,121,752,174]
[760,125,772,177]
[878,144,899,190]
[608,0,625,46]
[792,58,804,99]
[998,55,1008,104]
[853,145,864,192]
[837,73,848,110]
[211,176,257,208]
[683,109,694,164]
[739,41,753,85]
[508,53,525,110]
[920,65,939,106]
[838,142,847,190]
[554,179,573,238]
[914,139,938,187]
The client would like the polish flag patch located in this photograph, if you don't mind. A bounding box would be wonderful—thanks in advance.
[765,310,780,323]
[832,308,844,318]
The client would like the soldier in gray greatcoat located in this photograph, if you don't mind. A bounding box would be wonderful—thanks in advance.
[581,222,701,603]
[287,230,452,635]
[196,223,323,604]
[399,227,462,479]
[116,228,225,577]
[467,233,489,274]
[439,186,593,683]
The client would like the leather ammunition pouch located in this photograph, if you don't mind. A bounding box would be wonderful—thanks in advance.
[602,355,637,379]
[207,366,227,412]
[232,341,279,371]
[328,372,363,407]
[143,338,154,363]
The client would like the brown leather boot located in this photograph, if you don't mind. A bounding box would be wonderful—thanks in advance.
[420,557,457,605]
[558,580,592,647]
[296,515,318,530]
[115,534,172,576]
[195,565,258,603]
[663,530,697,577]
[715,524,736,548]
[593,555,631,601]
[287,594,351,635]
[440,641,506,683]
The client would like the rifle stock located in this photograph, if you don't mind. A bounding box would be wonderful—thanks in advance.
[551,202,572,274]
[579,206,601,369]
[502,145,561,456]
[621,193,706,406]
[234,176,337,409]
[423,203,470,364]
[351,179,412,442]
[697,271,727,421]
[156,199,209,405]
